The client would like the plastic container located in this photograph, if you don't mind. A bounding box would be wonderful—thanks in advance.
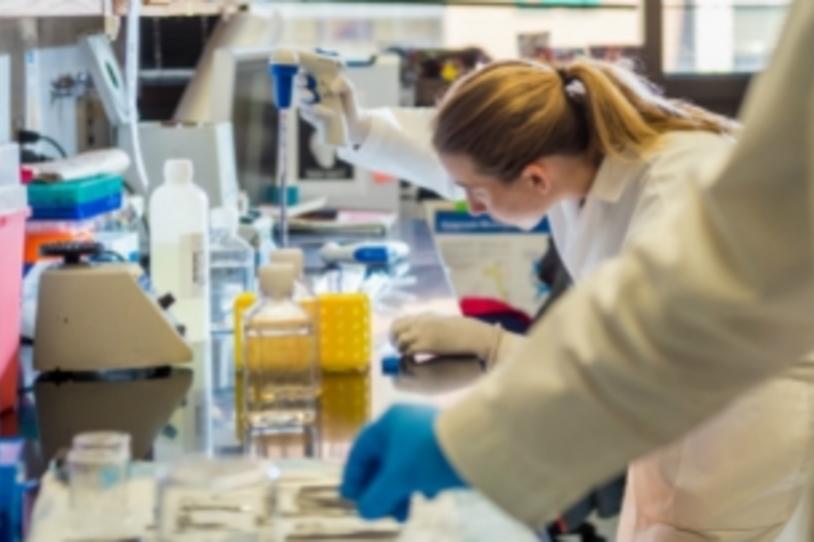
[150,160,210,342]
[29,192,122,220]
[0,150,27,412]
[67,446,129,531]
[317,293,371,373]
[24,220,95,264]
[28,174,123,220]
[243,264,319,440]
[210,207,255,334]
[27,174,123,207]
[233,291,258,441]
[0,207,27,412]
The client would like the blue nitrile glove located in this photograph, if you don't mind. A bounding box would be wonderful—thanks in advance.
[341,404,467,521]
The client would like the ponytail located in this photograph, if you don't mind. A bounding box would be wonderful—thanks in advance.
[564,60,736,157]
[433,58,736,181]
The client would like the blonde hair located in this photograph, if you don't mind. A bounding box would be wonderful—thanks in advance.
[432,58,737,181]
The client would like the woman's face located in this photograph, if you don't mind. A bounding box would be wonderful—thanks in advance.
[440,153,560,231]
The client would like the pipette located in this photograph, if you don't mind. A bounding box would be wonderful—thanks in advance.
[268,49,347,247]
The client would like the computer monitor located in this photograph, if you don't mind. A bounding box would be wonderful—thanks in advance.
[210,46,401,211]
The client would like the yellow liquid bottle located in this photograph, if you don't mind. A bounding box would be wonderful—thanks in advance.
[243,263,319,441]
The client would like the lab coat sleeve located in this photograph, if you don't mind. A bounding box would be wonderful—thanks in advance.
[492,332,528,370]
[336,107,465,200]
[436,0,814,529]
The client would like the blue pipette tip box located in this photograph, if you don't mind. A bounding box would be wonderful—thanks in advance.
[381,355,402,376]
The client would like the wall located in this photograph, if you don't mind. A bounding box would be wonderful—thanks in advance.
[0,18,103,155]
[0,53,10,143]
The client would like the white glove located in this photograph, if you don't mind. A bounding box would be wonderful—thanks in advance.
[296,72,371,147]
[390,314,527,369]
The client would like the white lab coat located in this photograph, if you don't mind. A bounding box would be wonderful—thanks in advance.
[435,0,814,533]
[338,60,814,538]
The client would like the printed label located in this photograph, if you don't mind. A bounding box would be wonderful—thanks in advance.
[180,233,208,298]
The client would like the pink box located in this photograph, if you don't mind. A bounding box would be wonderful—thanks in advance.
[0,207,28,413]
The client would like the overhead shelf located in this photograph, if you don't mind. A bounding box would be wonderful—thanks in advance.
[266,0,637,7]
[128,0,247,16]
[0,0,247,18]
[0,0,107,17]
[0,0,638,18]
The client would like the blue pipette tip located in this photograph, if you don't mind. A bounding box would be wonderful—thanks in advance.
[268,63,298,109]
[381,355,402,376]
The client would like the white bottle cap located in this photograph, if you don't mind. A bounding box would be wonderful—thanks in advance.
[164,159,194,185]
[259,263,296,298]
[269,248,304,278]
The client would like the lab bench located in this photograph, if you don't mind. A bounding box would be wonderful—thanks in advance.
[16,219,541,540]
[17,220,463,464]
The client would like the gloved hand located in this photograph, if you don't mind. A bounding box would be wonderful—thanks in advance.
[296,72,372,147]
[341,404,467,521]
[390,313,524,368]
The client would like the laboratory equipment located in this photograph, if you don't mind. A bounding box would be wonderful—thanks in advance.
[243,263,319,440]
[80,35,129,126]
[317,293,371,373]
[25,220,95,266]
[275,49,348,147]
[80,31,150,194]
[268,49,299,247]
[157,457,277,540]
[235,287,369,373]
[0,145,27,412]
[207,46,400,211]
[35,368,192,462]
[233,291,257,441]
[174,12,282,124]
[149,159,211,343]
[319,240,410,265]
[27,174,123,220]
[210,206,255,334]
[33,242,192,372]
[270,48,396,245]
[67,446,129,520]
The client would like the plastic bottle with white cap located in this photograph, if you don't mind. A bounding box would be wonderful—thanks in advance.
[149,159,210,342]
[243,263,319,442]
[210,206,255,334]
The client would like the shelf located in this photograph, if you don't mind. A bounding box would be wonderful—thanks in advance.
[0,0,246,18]
[0,0,107,17]
[0,0,639,18]
[125,0,247,16]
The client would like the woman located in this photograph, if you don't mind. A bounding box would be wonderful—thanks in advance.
[302,58,814,540]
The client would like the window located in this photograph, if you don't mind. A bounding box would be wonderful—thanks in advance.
[662,0,791,74]
[259,2,643,59]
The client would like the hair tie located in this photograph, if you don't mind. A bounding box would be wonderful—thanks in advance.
[556,67,572,86]
[557,67,584,101]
